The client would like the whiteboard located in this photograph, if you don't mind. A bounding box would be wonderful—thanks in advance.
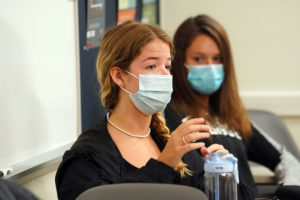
[0,0,78,176]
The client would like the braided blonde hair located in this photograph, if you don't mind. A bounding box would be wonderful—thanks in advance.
[97,21,190,177]
[151,113,192,177]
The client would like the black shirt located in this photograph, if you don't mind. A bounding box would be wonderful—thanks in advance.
[164,105,281,200]
[55,118,205,200]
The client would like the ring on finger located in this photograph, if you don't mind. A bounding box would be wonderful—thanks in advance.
[182,136,187,145]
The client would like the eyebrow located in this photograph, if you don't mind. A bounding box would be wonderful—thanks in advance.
[191,52,205,56]
[191,52,221,56]
[142,57,171,63]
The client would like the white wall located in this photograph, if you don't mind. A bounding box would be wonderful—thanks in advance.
[160,0,300,146]
[23,171,57,200]
[0,0,78,174]
[0,0,78,199]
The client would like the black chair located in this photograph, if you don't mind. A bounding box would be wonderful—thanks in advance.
[247,109,300,197]
[76,183,208,200]
[0,178,38,200]
[248,109,300,160]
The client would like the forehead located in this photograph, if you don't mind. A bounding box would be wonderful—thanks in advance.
[128,39,171,72]
[188,34,220,53]
[139,39,171,56]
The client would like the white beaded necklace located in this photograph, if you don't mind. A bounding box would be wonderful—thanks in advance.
[106,113,151,138]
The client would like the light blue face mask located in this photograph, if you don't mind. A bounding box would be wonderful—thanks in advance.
[120,71,173,115]
[187,64,224,95]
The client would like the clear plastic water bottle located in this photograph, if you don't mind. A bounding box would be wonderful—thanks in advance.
[204,152,239,200]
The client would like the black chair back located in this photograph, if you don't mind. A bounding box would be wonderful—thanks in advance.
[76,183,208,200]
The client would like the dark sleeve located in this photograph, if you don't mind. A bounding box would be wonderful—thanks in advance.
[0,178,38,200]
[275,185,300,200]
[56,154,179,200]
[237,181,257,200]
[164,104,184,132]
[55,157,104,200]
[180,150,205,191]
[246,124,281,171]
[119,158,179,183]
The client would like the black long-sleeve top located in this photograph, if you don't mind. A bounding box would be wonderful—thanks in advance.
[164,105,290,199]
[55,118,205,200]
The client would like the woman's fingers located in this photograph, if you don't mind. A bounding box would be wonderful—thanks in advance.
[184,124,210,135]
[182,142,206,153]
[201,144,229,158]
[184,118,205,125]
[158,118,214,169]
[158,140,206,169]
[182,132,210,144]
[175,118,210,137]
[178,118,205,129]
[206,144,226,153]
[200,147,210,158]
[216,149,229,153]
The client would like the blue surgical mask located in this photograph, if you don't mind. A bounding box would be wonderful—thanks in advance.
[187,64,224,95]
[120,71,173,115]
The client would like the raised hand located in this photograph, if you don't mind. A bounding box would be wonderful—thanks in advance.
[158,118,210,169]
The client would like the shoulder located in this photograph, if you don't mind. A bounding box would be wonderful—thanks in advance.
[71,119,112,152]
[55,119,122,190]
[246,123,272,146]
[164,103,185,119]
[57,119,120,176]
[164,104,185,132]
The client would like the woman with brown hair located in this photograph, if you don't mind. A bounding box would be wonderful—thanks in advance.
[55,21,228,200]
[165,14,300,199]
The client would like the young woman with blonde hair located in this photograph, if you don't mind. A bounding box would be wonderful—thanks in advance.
[55,21,228,200]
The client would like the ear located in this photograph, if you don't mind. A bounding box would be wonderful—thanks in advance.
[110,66,125,88]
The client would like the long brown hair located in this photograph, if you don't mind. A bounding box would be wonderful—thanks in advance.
[96,21,190,176]
[171,15,251,139]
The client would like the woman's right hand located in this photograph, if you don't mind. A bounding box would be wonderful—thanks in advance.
[157,118,210,169]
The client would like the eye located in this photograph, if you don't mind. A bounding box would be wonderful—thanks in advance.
[193,57,202,62]
[165,65,171,71]
[214,56,222,63]
[146,65,156,70]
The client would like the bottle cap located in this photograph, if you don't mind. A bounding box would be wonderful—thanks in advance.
[204,152,239,183]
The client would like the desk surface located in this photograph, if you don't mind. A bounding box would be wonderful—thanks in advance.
[250,164,276,184]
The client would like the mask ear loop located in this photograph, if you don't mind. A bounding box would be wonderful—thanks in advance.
[125,70,139,79]
[119,70,139,95]
[120,87,132,95]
